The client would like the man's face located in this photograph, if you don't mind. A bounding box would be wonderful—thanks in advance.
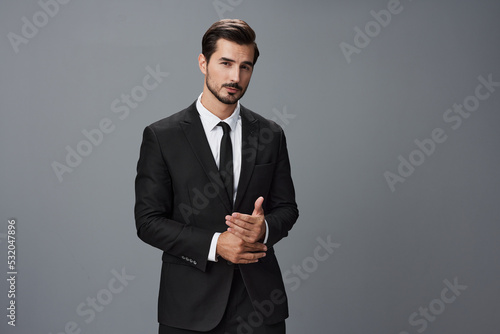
[200,39,255,105]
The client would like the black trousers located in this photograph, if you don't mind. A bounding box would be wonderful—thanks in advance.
[159,269,286,334]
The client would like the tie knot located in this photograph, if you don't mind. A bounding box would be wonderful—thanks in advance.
[218,121,231,134]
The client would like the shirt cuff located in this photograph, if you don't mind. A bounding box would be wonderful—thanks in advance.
[263,219,269,244]
[208,232,221,262]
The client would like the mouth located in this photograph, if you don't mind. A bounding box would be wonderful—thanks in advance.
[225,87,239,94]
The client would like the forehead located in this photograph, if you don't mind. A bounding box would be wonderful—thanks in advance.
[213,38,255,63]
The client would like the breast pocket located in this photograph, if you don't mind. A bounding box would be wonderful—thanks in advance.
[247,162,276,199]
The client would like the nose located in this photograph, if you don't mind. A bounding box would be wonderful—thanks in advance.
[229,67,240,83]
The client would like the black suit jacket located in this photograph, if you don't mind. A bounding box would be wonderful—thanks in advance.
[134,101,298,331]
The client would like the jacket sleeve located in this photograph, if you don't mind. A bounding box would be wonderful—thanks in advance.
[134,126,213,271]
[264,129,299,247]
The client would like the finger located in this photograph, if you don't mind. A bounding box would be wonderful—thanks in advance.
[228,220,262,238]
[238,252,266,263]
[235,258,259,264]
[227,227,255,244]
[252,196,264,216]
[244,242,267,252]
[226,219,245,236]
[226,226,243,239]
[230,213,260,225]
[226,217,251,231]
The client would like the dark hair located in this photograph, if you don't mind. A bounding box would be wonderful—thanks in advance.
[202,19,260,65]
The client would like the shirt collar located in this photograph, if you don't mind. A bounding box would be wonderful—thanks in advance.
[196,93,240,132]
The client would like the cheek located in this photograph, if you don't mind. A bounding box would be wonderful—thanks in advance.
[241,73,252,86]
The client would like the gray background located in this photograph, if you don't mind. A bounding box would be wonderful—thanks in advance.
[1,0,499,333]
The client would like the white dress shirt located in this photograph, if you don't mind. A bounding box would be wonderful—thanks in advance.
[196,94,268,262]
[196,93,242,203]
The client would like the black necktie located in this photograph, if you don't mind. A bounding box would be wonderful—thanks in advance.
[218,122,233,207]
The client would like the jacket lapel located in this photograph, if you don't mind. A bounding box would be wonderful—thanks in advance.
[234,106,259,211]
[179,103,233,212]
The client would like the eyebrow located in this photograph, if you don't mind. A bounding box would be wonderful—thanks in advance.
[219,57,254,68]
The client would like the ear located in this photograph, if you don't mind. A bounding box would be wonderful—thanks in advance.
[198,53,207,75]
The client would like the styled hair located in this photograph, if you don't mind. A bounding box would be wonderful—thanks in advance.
[202,19,260,65]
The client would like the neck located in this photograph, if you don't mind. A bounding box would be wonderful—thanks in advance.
[200,87,237,120]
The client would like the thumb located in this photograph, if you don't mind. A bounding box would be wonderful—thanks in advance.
[252,196,264,216]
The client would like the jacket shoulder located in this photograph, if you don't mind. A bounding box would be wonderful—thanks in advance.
[147,101,196,133]
[241,105,283,133]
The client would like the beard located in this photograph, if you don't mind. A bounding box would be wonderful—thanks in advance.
[205,69,247,105]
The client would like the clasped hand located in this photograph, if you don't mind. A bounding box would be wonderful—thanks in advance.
[216,196,267,264]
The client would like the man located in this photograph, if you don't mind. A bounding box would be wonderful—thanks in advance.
[135,19,298,334]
